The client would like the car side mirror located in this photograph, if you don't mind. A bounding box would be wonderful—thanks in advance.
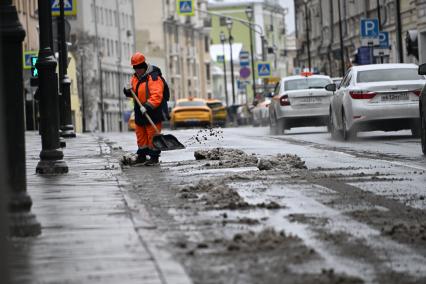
[419,63,426,75]
[325,83,337,92]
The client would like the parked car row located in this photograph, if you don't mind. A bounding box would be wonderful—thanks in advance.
[267,64,426,155]
[128,97,228,131]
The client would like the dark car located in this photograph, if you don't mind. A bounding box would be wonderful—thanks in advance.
[418,64,426,155]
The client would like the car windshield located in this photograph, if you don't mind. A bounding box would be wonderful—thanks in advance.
[207,102,223,109]
[177,101,206,107]
[357,68,425,83]
[284,78,331,91]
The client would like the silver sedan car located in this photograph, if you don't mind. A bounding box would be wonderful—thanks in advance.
[328,64,426,140]
[269,74,333,134]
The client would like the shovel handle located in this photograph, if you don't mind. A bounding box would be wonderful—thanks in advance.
[129,89,160,134]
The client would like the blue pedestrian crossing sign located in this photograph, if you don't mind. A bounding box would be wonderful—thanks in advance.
[51,0,77,16]
[177,0,194,16]
[257,62,272,78]
[23,50,38,70]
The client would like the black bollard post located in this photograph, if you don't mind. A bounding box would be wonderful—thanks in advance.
[58,0,76,138]
[35,0,68,174]
[0,0,41,237]
[0,17,11,282]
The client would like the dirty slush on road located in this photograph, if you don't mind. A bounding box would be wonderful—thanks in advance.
[110,130,426,284]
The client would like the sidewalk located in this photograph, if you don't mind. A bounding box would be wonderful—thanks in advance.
[9,132,191,284]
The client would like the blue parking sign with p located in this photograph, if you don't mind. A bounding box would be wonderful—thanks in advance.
[360,19,379,38]
[378,32,389,48]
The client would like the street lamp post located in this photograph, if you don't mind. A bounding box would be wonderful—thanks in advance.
[226,18,236,106]
[0,0,41,236]
[79,49,86,132]
[58,0,76,138]
[220,31,229,107]
[303,1,311,71]
[99,55,105,132]
[245,6,257,99]
[337,0,346,77]
[395,0,403,63]
[35,0,68,175]
[376,0,384,63]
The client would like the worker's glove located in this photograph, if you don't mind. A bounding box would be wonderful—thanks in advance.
[123,87,132,98]
[139,105,147,115]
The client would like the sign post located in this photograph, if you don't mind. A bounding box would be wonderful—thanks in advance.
[374,31,390,63]
[239,51,250,67]
[177,0,194,16]
[51,0,77,16]
[23,50,38,70]
[257,62,272,79]
[360,19,379,64]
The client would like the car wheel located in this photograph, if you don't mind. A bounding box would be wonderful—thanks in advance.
[329,109,342,140]
[411,120,421,138]
[342,110,356,141]
[421,111,426,155]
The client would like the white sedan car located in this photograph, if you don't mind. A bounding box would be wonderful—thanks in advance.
[328,64,425,140]
[269,74,333,134]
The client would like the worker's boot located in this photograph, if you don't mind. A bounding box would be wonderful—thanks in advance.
[135,154,147,164]
[135,148,148,164]
[144,155,159,166]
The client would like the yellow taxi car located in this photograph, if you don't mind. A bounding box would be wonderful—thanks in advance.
[206,99,227,127]
[170,98,212,129]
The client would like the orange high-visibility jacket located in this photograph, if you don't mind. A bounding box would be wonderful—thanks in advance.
[130,71,164,126]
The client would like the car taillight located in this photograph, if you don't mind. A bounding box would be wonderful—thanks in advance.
[413,90,422,97]
[280,95,290,106]
[349,91,376,99]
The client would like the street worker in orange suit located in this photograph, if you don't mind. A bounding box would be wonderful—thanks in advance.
[123,52,164,166]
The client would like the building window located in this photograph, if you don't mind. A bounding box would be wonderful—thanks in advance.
[204,36,209,52]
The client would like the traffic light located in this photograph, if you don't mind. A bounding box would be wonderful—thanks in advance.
[30,56,39,87]
[31,56,38,77]
[406,30,419,60]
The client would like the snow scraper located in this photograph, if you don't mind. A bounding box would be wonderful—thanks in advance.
[130,89,185,151]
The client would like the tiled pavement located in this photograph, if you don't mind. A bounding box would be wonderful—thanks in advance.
[8,132,191,284]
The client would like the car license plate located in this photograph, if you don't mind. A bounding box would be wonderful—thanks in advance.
[381,93,409,102]
[299,97,322,104]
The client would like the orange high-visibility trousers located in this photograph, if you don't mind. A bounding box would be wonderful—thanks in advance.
[135,122,162,149]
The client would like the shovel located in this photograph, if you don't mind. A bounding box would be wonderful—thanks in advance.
[129,89,185,151]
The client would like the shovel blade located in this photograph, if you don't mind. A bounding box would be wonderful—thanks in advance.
[153,134,185,151]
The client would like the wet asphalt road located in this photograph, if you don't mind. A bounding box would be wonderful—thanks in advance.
[102,126,426,284]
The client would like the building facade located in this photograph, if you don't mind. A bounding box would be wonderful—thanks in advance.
[13,0,82,132]
[295,0,423,78]
[69,0,135,132]
[13,0,39,130]
[133,1,167,73]
[208,0,289,103]
[163,0,212,101]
